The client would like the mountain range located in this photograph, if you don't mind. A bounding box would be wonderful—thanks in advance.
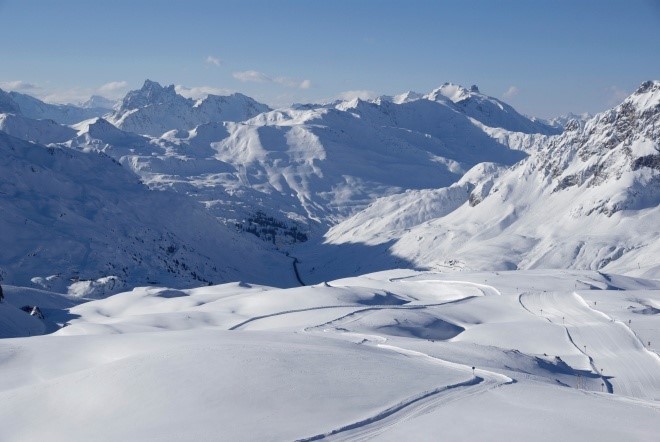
[0,79,657,296]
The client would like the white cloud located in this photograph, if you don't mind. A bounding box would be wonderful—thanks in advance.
[205,55,222,67]
[233,70,271,83]
[335,90,378,101]
[233,70,311,89]
[175,85,232,100]
[0,80,39,91]
[98,81,128,94]
[502,86,520,99]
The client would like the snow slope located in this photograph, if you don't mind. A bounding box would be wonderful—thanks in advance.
[0,269,658,440]
[0,130,295,296]
[0,112,77,144]
[319,81,660,280]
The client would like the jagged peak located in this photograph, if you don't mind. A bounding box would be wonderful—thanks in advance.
[625,80,660,114]
[119,80,184,111]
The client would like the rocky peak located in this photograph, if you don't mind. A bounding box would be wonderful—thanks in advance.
[119,80,188,111]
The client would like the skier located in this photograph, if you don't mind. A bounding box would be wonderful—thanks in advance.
[0,283,4,303]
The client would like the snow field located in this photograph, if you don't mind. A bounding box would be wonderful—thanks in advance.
[1,269,658,440]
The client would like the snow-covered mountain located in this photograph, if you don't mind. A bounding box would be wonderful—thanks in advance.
[7,90,111,124]
[0,130,295,297]
[546,111,593,130]
[108,80,271,136]
[1,79,657,296]
[70,82,547,248]
[81,95,118,110]
[422,83,560,135]
[317,81,660,280]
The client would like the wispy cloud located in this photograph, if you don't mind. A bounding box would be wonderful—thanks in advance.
[205,55,222,67]
[0,80,39,91]
[233,70,271,83]
[335,90,378,101]
[502,86,520,99]
[233,70,311,89]
[175,85,232,99]
[98,81,128,94]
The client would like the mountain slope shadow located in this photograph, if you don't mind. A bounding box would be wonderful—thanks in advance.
[294,240,421,284]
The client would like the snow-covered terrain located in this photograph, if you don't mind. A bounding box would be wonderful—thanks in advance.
[0,270,658,440]
[315,81,660,282]
[0,77,658,440]
[0,131,294,296]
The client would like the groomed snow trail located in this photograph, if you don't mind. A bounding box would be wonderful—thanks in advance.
[520,291,660,400]
[290,282,515,441]
[226,278,515,440]
[294,342,513,442]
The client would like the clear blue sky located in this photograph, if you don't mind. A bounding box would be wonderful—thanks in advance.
[1,0,658,118]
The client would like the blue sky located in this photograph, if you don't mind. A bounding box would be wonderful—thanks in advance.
[0,0,658,118]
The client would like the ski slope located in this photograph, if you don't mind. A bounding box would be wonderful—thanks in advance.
[0,269,658,441]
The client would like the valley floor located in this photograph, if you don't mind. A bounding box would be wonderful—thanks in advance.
[0,269,659,441]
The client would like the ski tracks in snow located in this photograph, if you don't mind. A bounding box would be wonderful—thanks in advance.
[519,291,660,400]
[227,279,514,441]
[296,342,512,442]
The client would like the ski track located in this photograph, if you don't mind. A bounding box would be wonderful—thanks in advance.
[388,274,502,297]
[519,291,660,400]
[229,281,516,441]
[296,342,513,442]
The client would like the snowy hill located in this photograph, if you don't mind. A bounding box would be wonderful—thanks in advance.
[0,130,295,297]
[318,81,660,280]
[0,112,77,144]
[0,269,658,440]
[108,80,271,136]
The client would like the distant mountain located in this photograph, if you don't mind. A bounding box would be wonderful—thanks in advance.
[546,112,593,130]
[423,83,561,135]
[108,80,271,136]
[81,95,117,110]
[0,130,295,297]
[317,81,660,280]
[7,91,110,125]
[7,79,656,293]
[67,83,542,248]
